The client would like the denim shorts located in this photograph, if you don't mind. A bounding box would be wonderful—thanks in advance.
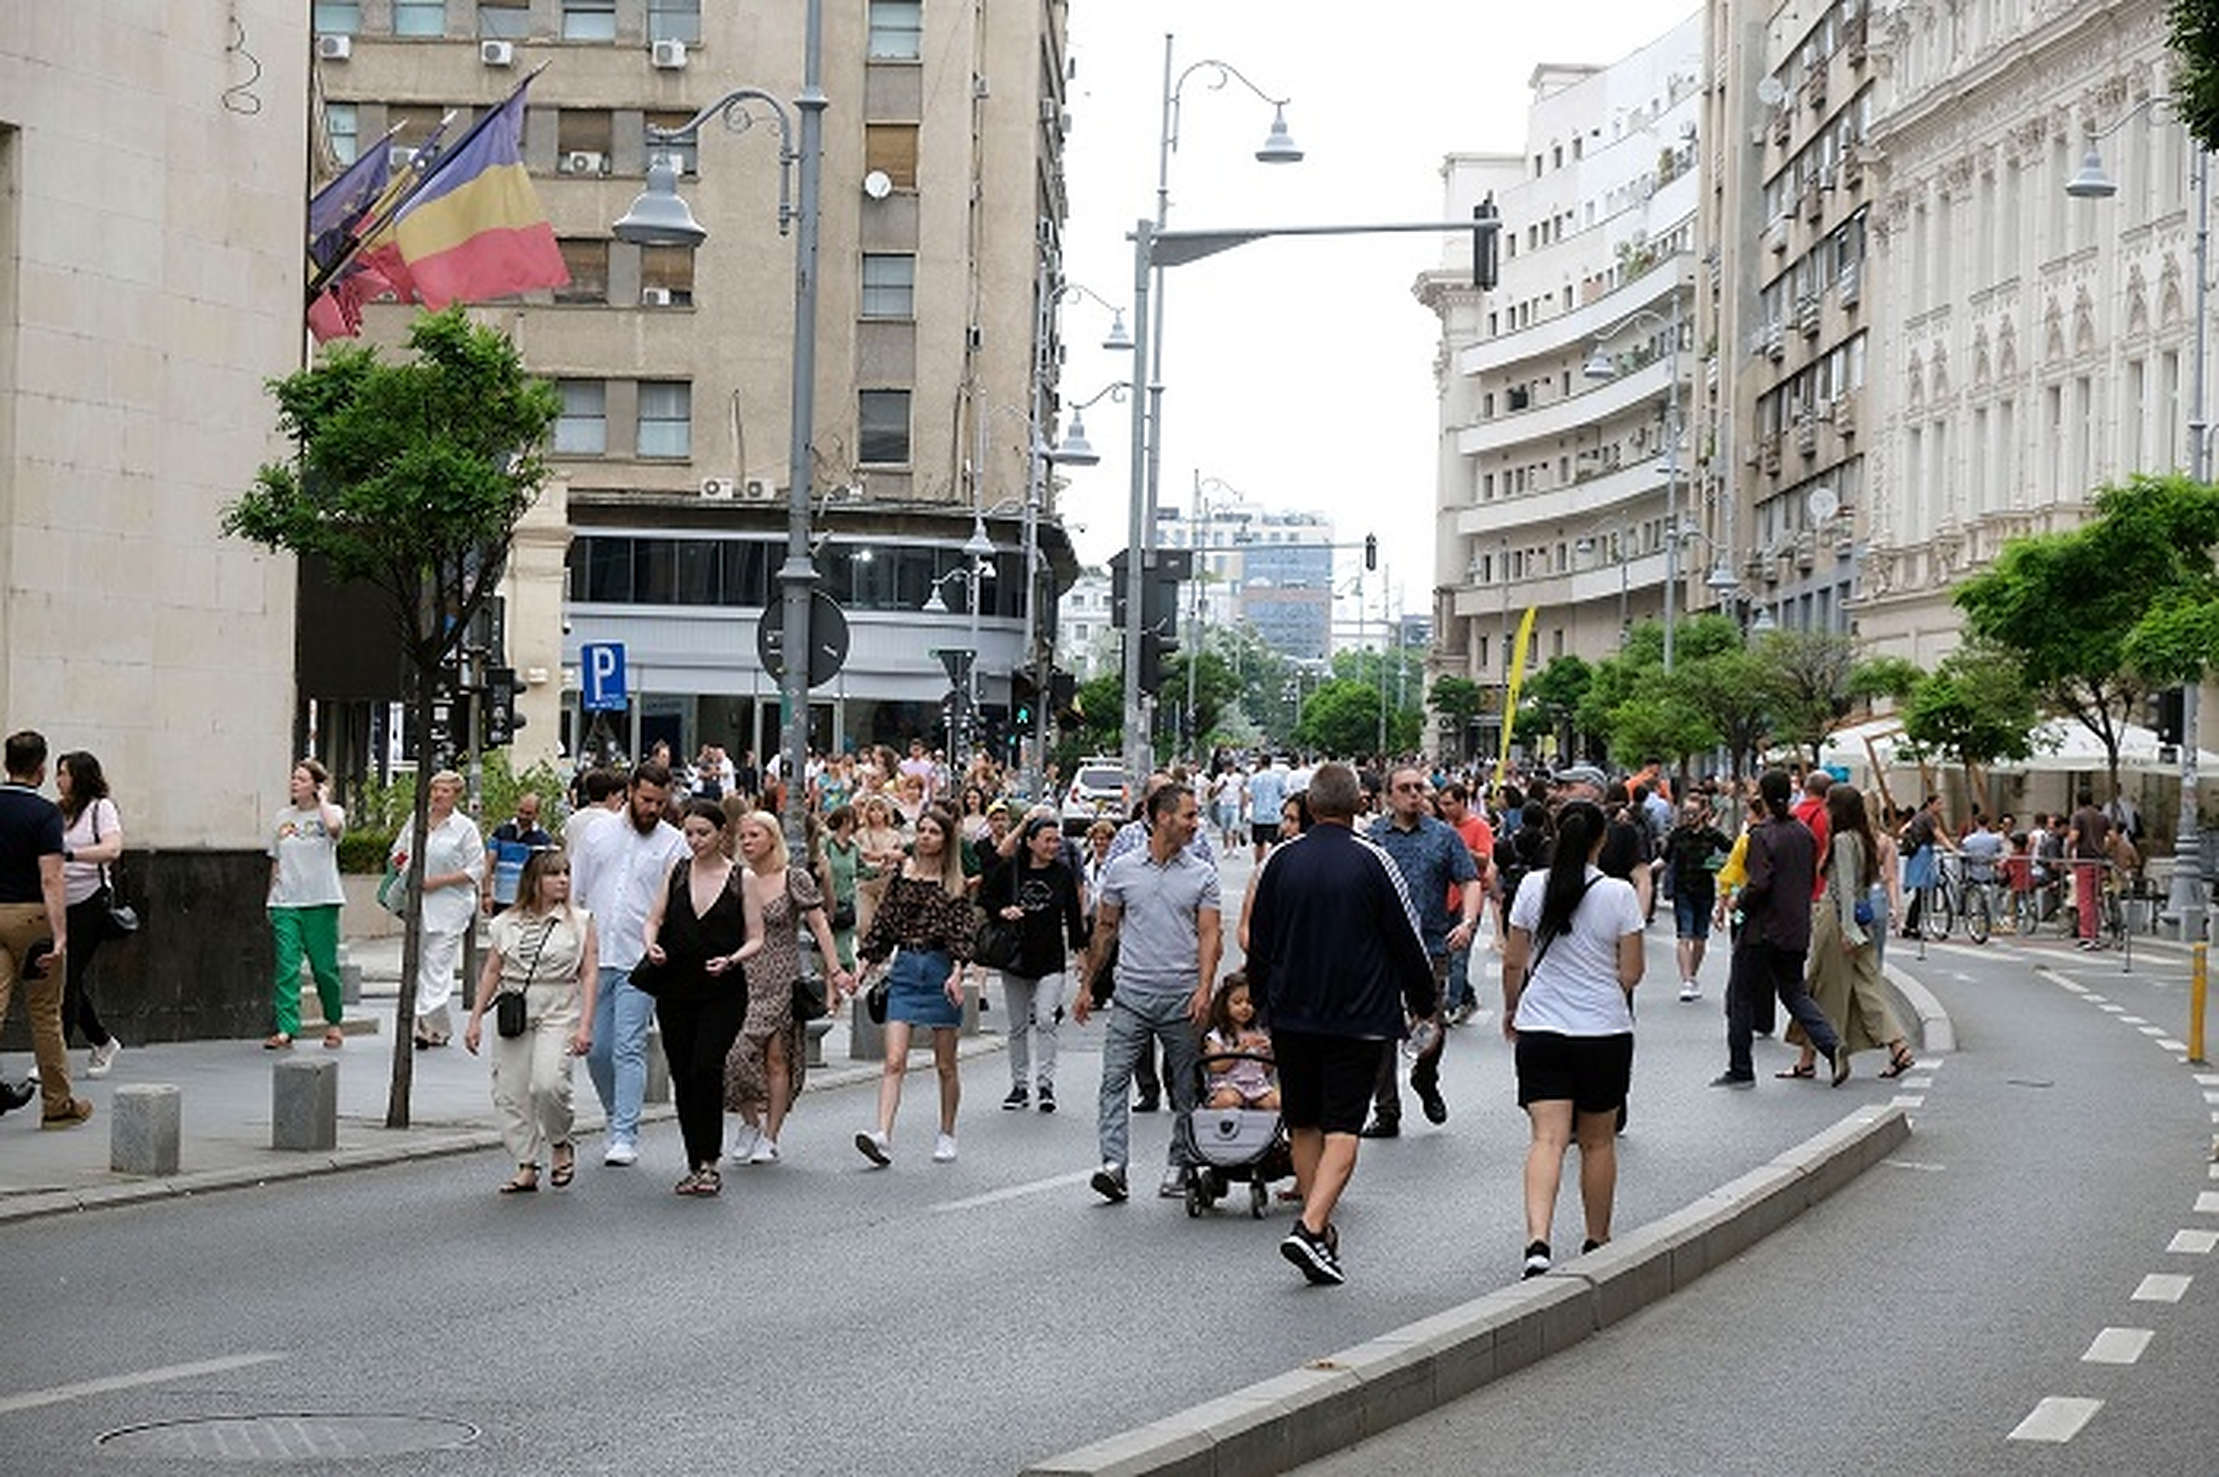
[1672,885,1715,940]
[887,947,961,1029]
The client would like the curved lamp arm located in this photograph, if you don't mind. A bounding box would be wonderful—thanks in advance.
[648,87,799,233]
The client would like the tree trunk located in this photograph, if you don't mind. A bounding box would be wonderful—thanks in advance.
[385,671,438,1129]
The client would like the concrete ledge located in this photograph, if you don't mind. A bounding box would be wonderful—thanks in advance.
[1020,1104,1913,1477]
[1881,960,1954,1053]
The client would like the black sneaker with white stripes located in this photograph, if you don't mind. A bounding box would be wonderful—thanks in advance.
[1279,1220,1345,1286]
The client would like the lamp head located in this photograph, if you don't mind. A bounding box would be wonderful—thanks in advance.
[1255,104,1304,164]
[1706,558,1738,593]
[613,155,708,247]
[1750,606,1778,634]
[923,586,949,614]
[1101,309,1135,353]
[1053,409,1101,467]
[2065,144,2118,199]
[964,519,996,560]
[1581,350,1616,382]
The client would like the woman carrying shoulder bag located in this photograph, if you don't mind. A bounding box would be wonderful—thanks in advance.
[54,751,126,1077]
[465,849,600,1194]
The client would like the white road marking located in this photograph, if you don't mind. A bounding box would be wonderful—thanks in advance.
[2138,1025,2167,1036]
[1880,1158,1948,1172]
[2085,994,2110,1003]
[2167,1229,2219,1254]
[2082,1327,2155,1364]
[2008,1397,2103,1443]
[2120,1015,2149,1025]
[2197,1073,2219,1086]
[2205,1091,2219,1103]
[2161,1040,2190,1052]
[2058,981,2089,994]
[0,1353,285,1415]
[2132,1274,2192,1302]
[2099,1004,2127,1014]
[2198,1191,2219,1212]
[1905,1076,1934,1088]
[929,1168,1096,1212]
[1889,1094,1925,1109]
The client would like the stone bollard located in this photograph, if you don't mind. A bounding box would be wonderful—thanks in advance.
[340,961,363,1007]
[272,1057,338,1151]
[961,981,983,1037]
[803,1017,834,1068]
[642,1026,672,1105]
[111,1083,181,1176]
[848,995,885,1062]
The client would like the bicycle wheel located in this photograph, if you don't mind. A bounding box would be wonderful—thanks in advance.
[1921,882,1954,941]
[2013,889,2041,936]
[1964,884,1991,944]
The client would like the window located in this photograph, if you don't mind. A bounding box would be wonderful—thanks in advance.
[555,381,607,454]
[639,245,695,306]
[864,124,919,188]
[859,390,912,464]
[647,0,701,44]
[867,0,924,60]
[860,253,915,317]
[637,381,692,458]
[392,0,446,37]
[557,110,615,158]
[561,0,616,40]
[555,240,608,305]
[644,113,699,174]
[478,0,529,38]
[325,103,360,165]
[314,1,361,35]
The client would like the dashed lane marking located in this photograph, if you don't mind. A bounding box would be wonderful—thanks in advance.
[2138,1025,2167,1036]
[2196,1191,2219,1213]
[0,1353,285,1416]
[2081,1328,2155,1364]
[2099,1004,2127,1014]
[2120,1015,2149,1025]
[2197,1074,2219,1086]
[2085,994,2111,1003]
[2132,1273,2192,1302]
[2008,1397,2103,1443]
[2167,1229,2219,1254]
[2160,1040,2190,1052]
[1890,1094,1925,1109]
[1904,1076,1934,1088]
[1880,1158,1947,1172]
[929,1168,1096,1213]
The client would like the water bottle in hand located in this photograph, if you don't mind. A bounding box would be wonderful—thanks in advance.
[1402,1018,1440,1060]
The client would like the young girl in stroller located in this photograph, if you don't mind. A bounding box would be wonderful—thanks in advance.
[1202,972,1278,1110]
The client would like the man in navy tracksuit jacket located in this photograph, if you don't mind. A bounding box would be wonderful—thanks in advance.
[1247,763,1436,1285]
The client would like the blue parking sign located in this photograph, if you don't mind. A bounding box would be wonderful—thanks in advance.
[580,642,628,712]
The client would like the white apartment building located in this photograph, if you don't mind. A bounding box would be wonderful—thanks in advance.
[1422,12,1705,758]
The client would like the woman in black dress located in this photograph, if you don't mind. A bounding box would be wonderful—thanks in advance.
[640,800,765,1196]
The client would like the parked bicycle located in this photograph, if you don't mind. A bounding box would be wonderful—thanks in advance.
[1916,851,1992,944]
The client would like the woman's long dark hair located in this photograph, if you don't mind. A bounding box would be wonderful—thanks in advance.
[57,751,109,823]
[1825,783,1881,890]
[1535,800,1607,944]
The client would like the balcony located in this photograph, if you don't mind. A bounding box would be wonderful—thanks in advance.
[1839,260,1862,309]
[1455,353,1681,458]
[1763,321,1785,361]
[1797,295,1821,337]
[1760,433,1782,475]
[1835,393,1859,438]
[1452,453,1669,539]
[1795,418,1819,457]
[1842,140,1865,189]
[1764,215,1789,253]
[1454,253,1693,377]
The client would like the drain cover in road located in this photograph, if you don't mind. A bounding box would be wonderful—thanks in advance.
[96,1413,477,1460]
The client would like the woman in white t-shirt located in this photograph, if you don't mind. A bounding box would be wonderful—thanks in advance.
[54,752,126,1076]
[388,769,484,1048]
[266,758,348,1050]
[1499,799,1646,1281]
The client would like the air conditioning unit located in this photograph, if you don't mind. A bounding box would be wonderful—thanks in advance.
[699,477,736,500]
[651,38,688,70]
[641,287,675,307]
[561,150,607,176]
[480,39,514,67]
[742,478,776,500]
[389,145,419,170]
[316,34,351,62]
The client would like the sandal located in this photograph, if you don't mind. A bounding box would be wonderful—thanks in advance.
[1775,1063,1816,1080]
[550,1144,576,1188]
[322,1029,345,1049]
[500,1167,539,1194]
[262,1032,293,1050]
[1879,1048,1918,1078]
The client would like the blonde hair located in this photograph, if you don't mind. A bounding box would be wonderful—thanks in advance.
[428,769,465,792]
[742,810,790,872]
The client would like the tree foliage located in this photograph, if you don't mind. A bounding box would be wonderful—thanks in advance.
[224,309,559,1128]
[1751,626,1857,766]
[2169,0,2219,153]
[1899,640,2043,793]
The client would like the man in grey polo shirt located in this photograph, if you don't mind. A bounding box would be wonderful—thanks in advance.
[1075,783,1220,1202]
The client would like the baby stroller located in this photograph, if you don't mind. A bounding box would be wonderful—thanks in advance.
[1178,1051,1292,1219]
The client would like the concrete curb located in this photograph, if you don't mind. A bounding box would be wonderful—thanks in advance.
[0,1035,1008,1228]
[1019,1103,1914,1477]
[1880,958,1955,1053]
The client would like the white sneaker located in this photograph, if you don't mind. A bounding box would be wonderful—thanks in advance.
[855,1129,892,1166]
[1678,980,1701,1003]
[86,1038,122,1079]
[931,1133,958,1163]
[748,1137,780,1165]
[729,1123,763,1163]
[603,1139,639,1166]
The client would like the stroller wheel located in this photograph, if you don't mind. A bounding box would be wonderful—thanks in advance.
[1184,1179,1205,1218]
[1250,1180,1268,1219]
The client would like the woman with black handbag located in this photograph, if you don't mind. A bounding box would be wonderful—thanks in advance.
[465,849,601,1194]
[54,752,127,1078]
[981,814,1087,1114]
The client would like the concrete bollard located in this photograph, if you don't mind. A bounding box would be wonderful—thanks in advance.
[848,996,885,1062]
[803,1018,834,1069]
[111,1083,181,1176]
[961,981,983,1037]
[340,960,363,1007]
[271,1057,338,1152]
[642,1026,672,1105]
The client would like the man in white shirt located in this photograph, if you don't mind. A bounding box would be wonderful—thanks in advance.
[571,760,687,1165]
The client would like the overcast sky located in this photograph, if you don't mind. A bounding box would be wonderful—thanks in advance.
[1055,0,1691,634]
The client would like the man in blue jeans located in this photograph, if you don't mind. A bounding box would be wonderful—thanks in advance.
[1076,783,1219,1202]
[1712,768,1847,1089]
[570,760,686,1164]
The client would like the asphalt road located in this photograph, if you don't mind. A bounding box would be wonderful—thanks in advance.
[0,846,1893,1475]
[1295,932,2219,1477]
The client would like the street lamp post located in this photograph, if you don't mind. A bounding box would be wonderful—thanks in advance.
[1582,280,1687,671]
[611,0,825,851]
[2069,99,2207,936]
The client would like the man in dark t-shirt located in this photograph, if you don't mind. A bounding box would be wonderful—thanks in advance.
[0,730,83,1124]
[2069,789,2112,949]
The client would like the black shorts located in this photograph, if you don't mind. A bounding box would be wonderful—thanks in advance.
[1514,1030,1634,1115]
[1251,822,1279,848]
[1271,1029,1388,1136]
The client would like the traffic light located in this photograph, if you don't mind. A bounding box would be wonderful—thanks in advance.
[1364,533,1377,571]
[1472,194,1500,290]
[1011,671,1037,730]
[483,665,525,747]
[1136,628,1171,695]
[2152,686,2186,746]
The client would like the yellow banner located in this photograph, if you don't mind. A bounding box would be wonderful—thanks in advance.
[1493,605,1538,786]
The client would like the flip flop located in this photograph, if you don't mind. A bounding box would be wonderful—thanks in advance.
[1878,1049,1918,1078]
[499,1169,539,1194]
[1774,1063,1816,1080]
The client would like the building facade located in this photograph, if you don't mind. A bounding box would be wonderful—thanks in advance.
[313,0,1077,770]
[1421,13,1705,759]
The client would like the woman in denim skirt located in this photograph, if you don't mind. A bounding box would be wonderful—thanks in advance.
[853,805,977,1167]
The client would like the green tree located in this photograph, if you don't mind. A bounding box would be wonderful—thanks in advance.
[2169,0,2219,152]
[224,309,559,1128]
[1292,679,1386,758]
[1848,655,1925,708]
[1751,626,1857,766]
[1677,643,1774,777]
[1429,675,1485,760]
[1054,671,1125,770]
[1518,656,1592,760]
[1899,640,2044,796]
